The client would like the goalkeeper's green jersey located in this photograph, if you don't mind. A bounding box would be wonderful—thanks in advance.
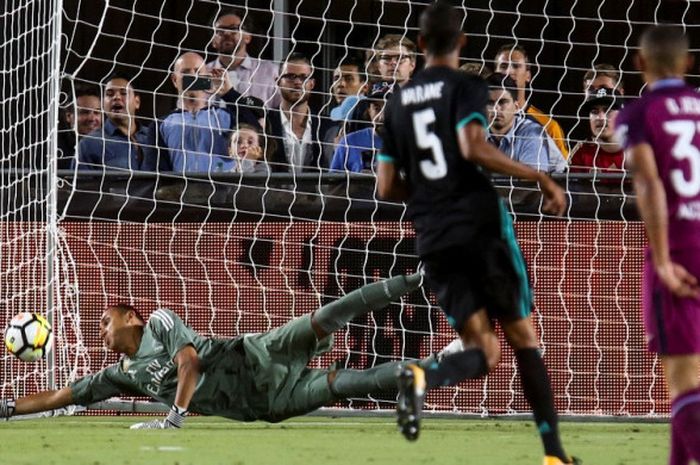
[70,309,333,422]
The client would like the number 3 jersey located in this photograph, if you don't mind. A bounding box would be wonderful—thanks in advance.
[380,67,500,256]
[616,81,700,249]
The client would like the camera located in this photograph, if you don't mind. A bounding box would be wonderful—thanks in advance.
[182,75,212,91]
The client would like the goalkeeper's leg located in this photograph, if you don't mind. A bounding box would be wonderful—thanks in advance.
[311,271,423,340]
[269,357,435,422]
[328,355,437,399]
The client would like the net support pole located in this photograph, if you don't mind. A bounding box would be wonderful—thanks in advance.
[273,0,289,63]
[46,0,64,391]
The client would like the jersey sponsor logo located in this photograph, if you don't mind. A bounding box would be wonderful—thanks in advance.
[150,309,174,331]
[145,358,175,395]
[401,81,445,106]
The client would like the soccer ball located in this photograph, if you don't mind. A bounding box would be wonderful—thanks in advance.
[4,313,53,362]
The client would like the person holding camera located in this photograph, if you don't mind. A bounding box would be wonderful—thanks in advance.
[158,51,260,173]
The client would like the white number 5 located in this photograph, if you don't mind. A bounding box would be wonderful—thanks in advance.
[413,108,447,180]
[664,120,700,197]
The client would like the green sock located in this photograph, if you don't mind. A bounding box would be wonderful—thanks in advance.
[314,273,421,334]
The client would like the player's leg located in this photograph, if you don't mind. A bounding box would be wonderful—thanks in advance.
[663,354,700,465]
[502,317,572,464]
[329,355,437,399]
[396,243,503,441]
[265,368,336,422]
[397,307,500,441]
[643,254,700,465]
[495,199,576,465]
[422,308,500,388]
[311,271,423,340]
[269,358,437,422]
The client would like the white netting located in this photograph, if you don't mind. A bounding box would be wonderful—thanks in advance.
[3,0,700,418]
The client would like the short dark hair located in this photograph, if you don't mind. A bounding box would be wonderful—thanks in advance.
[335,56,366,77]
[494,43,530,69]
[419,1,463,56]
[73,83,101,99]
[108,303,145,323]
[640,24,688,73]
[486,73,518,99]
[101,73,137,93]
[212,7,255,33]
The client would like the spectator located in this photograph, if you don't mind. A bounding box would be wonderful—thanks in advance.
[344,35,416,139]
[322,56,368,167]
[486,74,564,173]
[206,8,280,108]
[494,43,569,159]
[459,61,492,77]
[58,84,102,168]
[266,54,324,173]
[77,75,160,171]
[329,56,368,120]
[368,34,416,87]
[228,123,272,174]
[569,87,625,178]
[159,51,259,173]
[330,83,390,173]
[583,63,625,99]
[66,84,102,137]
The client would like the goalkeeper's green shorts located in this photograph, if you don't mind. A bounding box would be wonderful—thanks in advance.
[242,314,336,422]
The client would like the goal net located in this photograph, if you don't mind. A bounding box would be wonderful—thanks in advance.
[3,0,698,419]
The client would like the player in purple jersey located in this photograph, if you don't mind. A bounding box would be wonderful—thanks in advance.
[616,25,700,465]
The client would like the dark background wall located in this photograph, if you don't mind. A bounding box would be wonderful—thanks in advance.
[61,0,700,142]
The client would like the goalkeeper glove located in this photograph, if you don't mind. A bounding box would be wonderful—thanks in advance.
[129,404,187,430]
[0,399,16,420]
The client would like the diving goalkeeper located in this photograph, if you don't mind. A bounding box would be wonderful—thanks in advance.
[0,273,423,428]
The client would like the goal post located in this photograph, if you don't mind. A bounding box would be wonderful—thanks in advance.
[3,0,699,420]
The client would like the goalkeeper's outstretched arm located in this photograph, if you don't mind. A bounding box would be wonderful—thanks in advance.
[1,386,74,419]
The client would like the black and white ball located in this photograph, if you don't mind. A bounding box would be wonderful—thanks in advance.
[4,313,53,362]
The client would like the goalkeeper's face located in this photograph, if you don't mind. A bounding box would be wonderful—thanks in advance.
[99,308,139,353]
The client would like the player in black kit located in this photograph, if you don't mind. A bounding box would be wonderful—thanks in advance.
[377,3,577,465]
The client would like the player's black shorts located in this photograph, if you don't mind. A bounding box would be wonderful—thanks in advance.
[421,202,532,333]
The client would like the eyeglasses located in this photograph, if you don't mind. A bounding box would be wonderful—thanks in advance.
[280,73,311,82]
[378,54,411,64]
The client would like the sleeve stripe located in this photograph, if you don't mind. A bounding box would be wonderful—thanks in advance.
[377,153,395,163]
[151,309,174,331]
[456,112,488,131]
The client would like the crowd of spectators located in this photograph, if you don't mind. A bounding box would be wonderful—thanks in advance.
[57,7,630,184]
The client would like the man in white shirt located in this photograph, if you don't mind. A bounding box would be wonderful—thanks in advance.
[266,53,324,173]
[206,8,280,108]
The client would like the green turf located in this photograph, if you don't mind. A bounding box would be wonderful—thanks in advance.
[1,416,667,465]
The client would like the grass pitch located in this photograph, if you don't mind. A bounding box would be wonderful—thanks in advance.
[2,416,666,465]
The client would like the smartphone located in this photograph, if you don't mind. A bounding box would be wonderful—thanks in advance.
[182,75,212,91]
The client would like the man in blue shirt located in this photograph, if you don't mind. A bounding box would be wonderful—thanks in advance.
[78,75,161,171]
[486,73,565,173]
[330,83,390,173]
[159,52,259,173]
